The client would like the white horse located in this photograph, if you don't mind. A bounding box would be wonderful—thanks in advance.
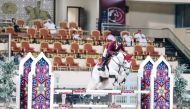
[87,51,132,90]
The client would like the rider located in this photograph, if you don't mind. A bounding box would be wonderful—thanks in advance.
[98,36,126,71]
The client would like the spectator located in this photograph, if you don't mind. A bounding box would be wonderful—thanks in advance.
[123,32,133,46]
[12,18,21,32]
[106,31,115,41]
[14,52,23,65]
[0,54,4,61]
[72,30,81,40]
[44,19,56,29]
[134,30,147,46]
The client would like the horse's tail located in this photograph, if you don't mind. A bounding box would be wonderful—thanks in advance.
[90,68,93,78]
[90,65,95,77]
[87,65,100,90]
[90,64,99,76]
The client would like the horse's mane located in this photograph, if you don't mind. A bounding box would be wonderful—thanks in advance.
[118,51,133,62]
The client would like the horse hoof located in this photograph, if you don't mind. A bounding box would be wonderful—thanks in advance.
[119,82,123,86]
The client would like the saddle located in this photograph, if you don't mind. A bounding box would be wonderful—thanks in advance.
[97,58,111,71]
[97,57,111,66]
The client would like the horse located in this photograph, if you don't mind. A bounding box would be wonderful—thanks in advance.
[87,51,132,90]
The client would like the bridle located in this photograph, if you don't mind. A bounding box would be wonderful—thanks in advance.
[111,54,130,74]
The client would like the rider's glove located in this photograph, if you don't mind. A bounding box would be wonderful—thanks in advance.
[113,52,118,56]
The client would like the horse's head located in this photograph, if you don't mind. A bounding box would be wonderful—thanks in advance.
[111,52,132,86]
[121,52,132,75]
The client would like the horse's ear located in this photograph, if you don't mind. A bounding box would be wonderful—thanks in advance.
[124,54,133,62]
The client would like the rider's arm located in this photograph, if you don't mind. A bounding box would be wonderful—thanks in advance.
[121,44,126,52]
[107,41,115,55]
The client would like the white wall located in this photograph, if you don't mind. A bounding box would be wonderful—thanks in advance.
[56,0,87,25]
[84,0,99,30]
[56,0,99,30]
[126,2,175,28]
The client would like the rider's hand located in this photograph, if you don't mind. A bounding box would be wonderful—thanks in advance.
[113,52,118,56]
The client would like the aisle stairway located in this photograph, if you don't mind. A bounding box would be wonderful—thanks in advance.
[168,28,190,72]
[165,38,190,68]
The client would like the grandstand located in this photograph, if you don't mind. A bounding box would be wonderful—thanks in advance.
[0,0,190,108]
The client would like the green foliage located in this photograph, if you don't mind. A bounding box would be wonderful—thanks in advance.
[1,2,17,14]
[0,59,17,109]
[173,64,188,108]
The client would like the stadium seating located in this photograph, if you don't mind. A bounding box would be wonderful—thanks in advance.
[11,41,21,52]
[69,22,78,29]
[40,42,54,53]
[102,30,111,40]
[65,56,79,70]
[57,29,69,40]
[83,43,97,55]
[5,27,17,36]
[1,27,179,72]
[53,42,67,54]
[60,21,69,30]
[27,28,37,38]
[134,45,144,55]
[16,19,25,27]
[120,31,130,37]
[21,41,35,53]
[33,20,43,31]
[39,28,52,39]
[53,56,68,70]
[86,57,96,70]
[131,59,140,72]
[145,45,159,57]
[70,42,84,54]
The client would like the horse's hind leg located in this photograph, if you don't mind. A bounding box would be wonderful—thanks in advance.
[113,76,119,86]
[87,80,98,90]
[96,79,109,89]
[119,78,126,85]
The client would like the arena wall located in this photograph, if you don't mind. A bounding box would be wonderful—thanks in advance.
[56,0,99,30]
[126,2,175,28]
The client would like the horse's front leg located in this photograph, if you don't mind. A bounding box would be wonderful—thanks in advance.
[119,78,126,86]
[113,76,119,86]
[87,75,100,90]
[113,76,118,86]
[96,79,109,89]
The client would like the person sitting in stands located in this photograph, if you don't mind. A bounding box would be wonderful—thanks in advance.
[14,52,23,65]
[44,19,56,29]
[134,30,147,46]
[98,36,126,71]
[72,30,81,40]
[12,18,21,32]
[106,31,116,41]
[123,32,133,46]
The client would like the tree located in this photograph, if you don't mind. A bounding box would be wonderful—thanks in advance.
[173,64,188,108]
[0,59,17,109]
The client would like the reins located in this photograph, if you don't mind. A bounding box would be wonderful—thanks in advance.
[111,54,128,74]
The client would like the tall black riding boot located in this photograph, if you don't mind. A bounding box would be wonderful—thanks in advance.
[98,55,109,71]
